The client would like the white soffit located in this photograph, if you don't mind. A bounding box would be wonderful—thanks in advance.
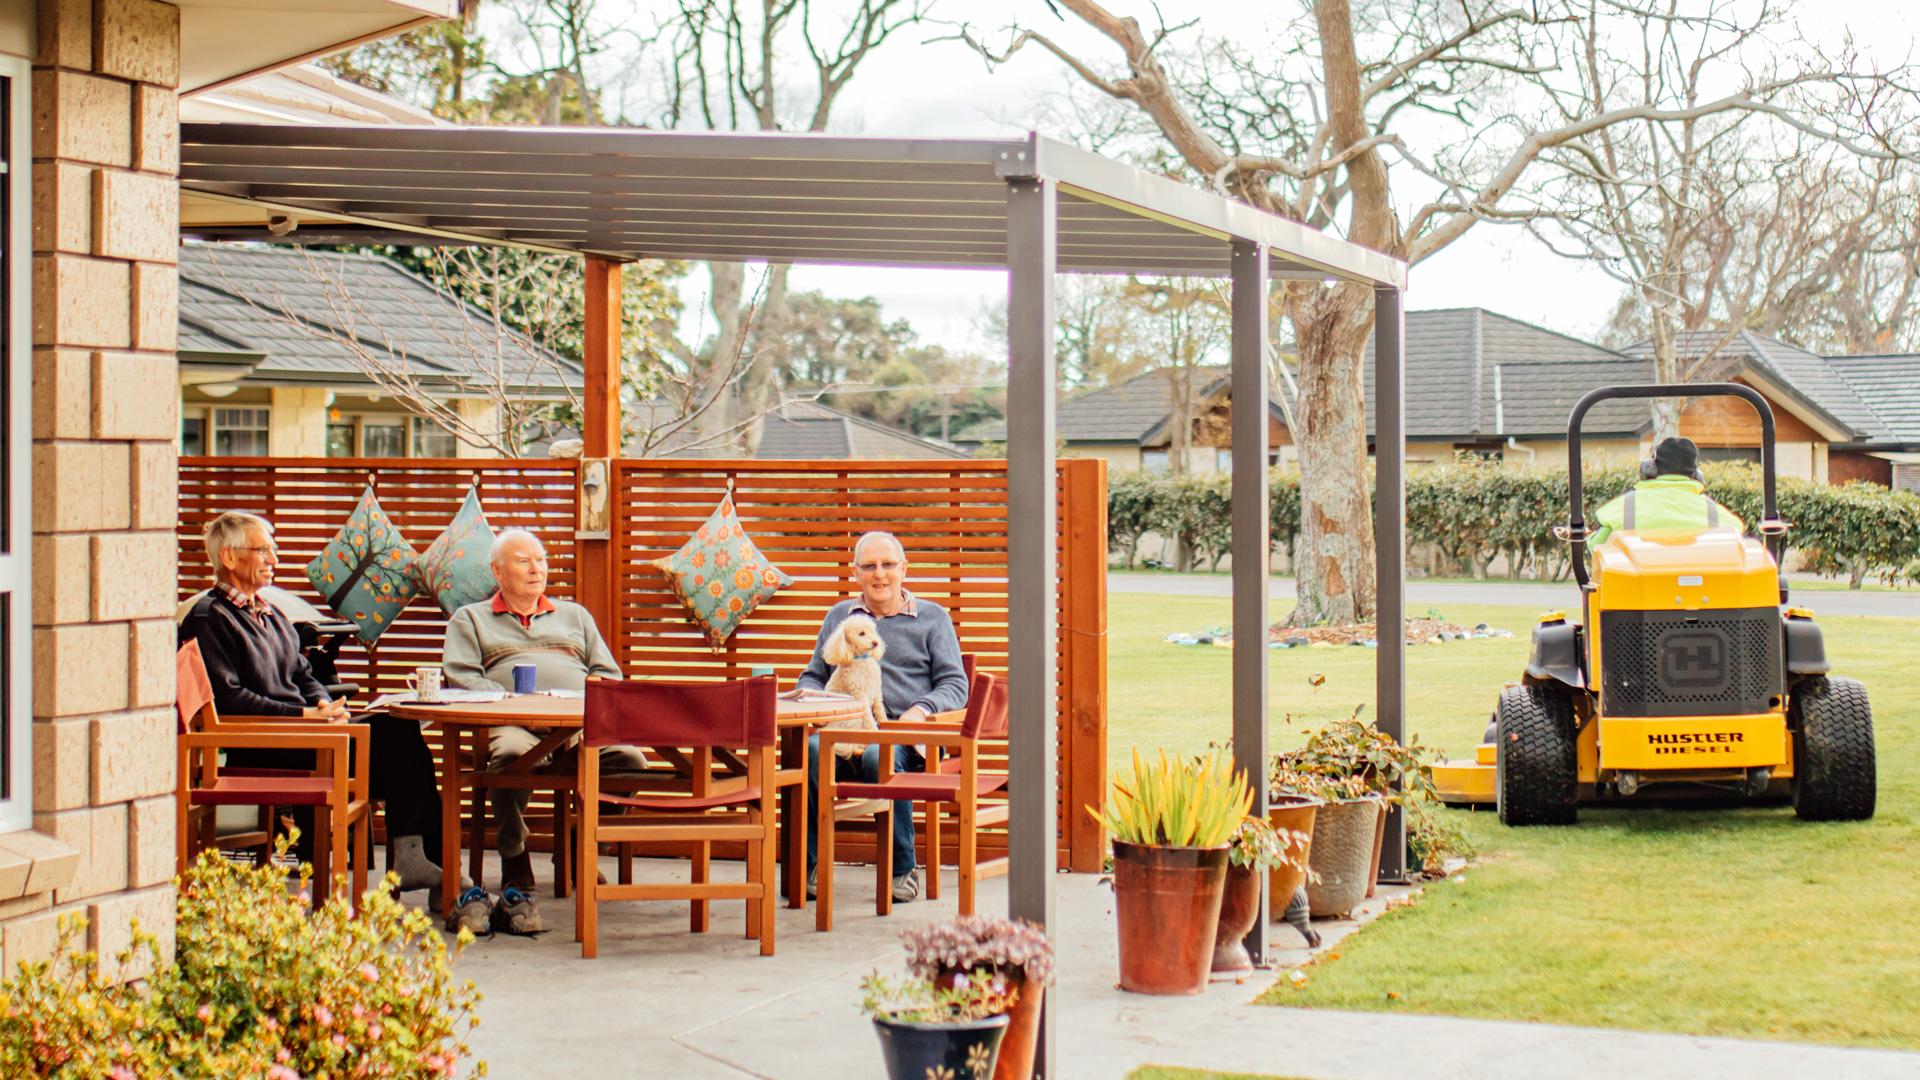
[176,0,455,95]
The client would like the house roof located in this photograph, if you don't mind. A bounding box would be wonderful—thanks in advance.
[1620,330,1879,441]
[1828,353,1920,443]
[178,244,577,394]
[629,399,968,460]
[954,366,1237,445]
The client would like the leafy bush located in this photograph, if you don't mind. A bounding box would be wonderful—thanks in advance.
[1093,748,1253,849]
[1271,709,1473,870]
[0,847,481,1078]
[900,916,1054,989]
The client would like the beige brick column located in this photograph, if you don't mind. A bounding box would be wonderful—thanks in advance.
[10,0,181,979]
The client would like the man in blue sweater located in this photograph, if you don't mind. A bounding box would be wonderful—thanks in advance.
[797,531,969,903]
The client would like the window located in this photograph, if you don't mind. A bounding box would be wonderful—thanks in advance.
[1,59,32,831]
[411,417,457,458]
[362,419,405,457]
[180,408,207,456]
[1141,449,1170,473]
[325,423,355,457]
[1698,446,1762,465]
[211,407,269,455]
[1894,463,1920,495]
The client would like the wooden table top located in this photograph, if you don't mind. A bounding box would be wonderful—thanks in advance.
[386,690,867,729]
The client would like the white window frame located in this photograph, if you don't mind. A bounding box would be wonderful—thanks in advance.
[210,405,271,456]
[410,415,457,458]
[1,58,34,832]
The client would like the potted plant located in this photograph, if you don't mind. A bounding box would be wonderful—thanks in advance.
[900,917,1054,1080]
[1211,816,1312,973]
[862,970,1017,1080]
[1089,748,1253,995]
[1264,783,1322,941]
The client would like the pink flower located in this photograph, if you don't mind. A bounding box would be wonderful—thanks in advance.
[109,1067,136,1080]
[359,962,380,982]
[277,1048,292,1063]
[196,1005,212,1023]
[269,1066,300,1080]
[313,1004,334,1027]
[332,1032,348,1048]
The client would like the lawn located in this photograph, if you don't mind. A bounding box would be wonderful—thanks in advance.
[1105,592,1920,1048]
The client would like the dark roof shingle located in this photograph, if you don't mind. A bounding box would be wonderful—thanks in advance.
[1828,353,1920,442]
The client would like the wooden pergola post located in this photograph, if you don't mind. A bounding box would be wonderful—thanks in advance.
[578,256,622,638]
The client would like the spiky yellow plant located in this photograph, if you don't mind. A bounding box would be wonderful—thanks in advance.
[1090,747,1254,849]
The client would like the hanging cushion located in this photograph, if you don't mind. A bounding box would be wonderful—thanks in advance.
[305,485,420,642]
[414,486,498,615]
[651,494,793,650]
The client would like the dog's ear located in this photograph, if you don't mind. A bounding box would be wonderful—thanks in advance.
[822,624,850,666]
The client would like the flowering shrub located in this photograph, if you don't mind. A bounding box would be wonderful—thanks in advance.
[859,970,1018,1025]
[899,916,1055,989]
[1225,816,1311,873]
[0,843,482,1078]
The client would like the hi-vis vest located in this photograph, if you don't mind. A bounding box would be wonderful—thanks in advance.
[1590,475,1742,546]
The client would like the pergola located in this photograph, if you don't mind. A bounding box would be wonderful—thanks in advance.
[179,122,1410,1073]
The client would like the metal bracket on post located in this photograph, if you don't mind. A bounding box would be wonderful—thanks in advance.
[576,458,611,539]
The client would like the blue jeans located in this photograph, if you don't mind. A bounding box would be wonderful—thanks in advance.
[806,733,923,875]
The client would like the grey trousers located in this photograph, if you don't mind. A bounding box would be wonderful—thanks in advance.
[487,726,648,859]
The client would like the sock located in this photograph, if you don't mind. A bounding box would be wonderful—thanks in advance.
[502,851,535,891]
[390,835,442,891]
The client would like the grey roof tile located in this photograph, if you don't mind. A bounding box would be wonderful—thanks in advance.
[1827,353,1920,442]
[1621,330,1881,439]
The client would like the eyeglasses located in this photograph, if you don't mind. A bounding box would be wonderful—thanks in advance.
[854,560,902,575]
[239,545,277,558]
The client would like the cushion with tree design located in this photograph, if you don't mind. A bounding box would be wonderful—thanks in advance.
[651,493,794,650]
[305,484,420,643]
[414,486,497,616]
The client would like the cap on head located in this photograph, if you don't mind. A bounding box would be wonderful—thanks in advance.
[1653,436,1700,478]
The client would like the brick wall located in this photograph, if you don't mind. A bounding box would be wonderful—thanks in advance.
[1830,450,1892,487]
[9,0,181,979]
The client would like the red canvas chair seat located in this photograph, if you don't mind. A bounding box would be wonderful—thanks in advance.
[189,775,341,807]
[574,676,780,959]
[834,772,1007,803]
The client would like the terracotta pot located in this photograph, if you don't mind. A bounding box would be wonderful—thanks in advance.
[1365,796,1389,898]
[993,979,1043,1080]
[1210,863,1260,973]
[1306,797,1383,918]
[1265,796,1320,922]
[873,1014,1009,1080]
[1112,839,1229,995]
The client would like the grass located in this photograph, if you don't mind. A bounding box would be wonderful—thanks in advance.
[1126,1070,1302,1080]
[1106,593,1920,1048]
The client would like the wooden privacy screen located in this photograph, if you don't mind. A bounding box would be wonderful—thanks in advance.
[177,456,1108,872]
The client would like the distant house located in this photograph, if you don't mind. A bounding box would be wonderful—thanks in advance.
[177,244,575,458]
[953,308,1918,484]
[627,398,969,460]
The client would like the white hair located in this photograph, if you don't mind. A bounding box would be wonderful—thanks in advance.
[204,511,272,578]
[851,531,906,565]
[490,528,547,564]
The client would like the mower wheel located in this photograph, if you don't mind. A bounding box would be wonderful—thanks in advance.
[1496,684,1578,826]
[1792,676,1876,821]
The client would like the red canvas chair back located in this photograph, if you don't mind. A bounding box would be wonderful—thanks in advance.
[959,671,1008,740]
[583,676,777,749]
[176,639,215,735]
[961,653,978,686]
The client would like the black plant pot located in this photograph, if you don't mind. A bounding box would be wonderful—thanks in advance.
[872,1014,1010,1080]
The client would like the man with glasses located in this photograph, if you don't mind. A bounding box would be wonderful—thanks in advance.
[796,531,969,903]
[178,511,445,891]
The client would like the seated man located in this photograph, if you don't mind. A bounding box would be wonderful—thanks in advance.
[178,511,444,890]
[798,530,969,903]
[441,528,640,935]
[1590,436,1741,547]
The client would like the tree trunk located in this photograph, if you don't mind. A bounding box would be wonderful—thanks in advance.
[1283,280,1378,627]
[1645,309,1683,440]
[732,263,792,453]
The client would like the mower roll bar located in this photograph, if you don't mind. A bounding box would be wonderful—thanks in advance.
[1565,382,1785,589]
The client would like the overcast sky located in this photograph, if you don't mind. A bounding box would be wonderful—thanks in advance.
[531,0,1920,361]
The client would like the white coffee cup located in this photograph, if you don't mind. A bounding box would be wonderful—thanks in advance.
[406,666,443,703]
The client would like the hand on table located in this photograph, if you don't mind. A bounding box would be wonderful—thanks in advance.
[303,699,351,723]
[897,705,931,725]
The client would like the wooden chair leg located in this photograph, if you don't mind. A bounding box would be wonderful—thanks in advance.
[351,812,369,911]
[617,842,632,885]
[958,800,977,917]
[553,794,572,900]
[579,802,599,960]
[785,737,808,910]
[875,808,893,918]
[759,803,777,956]
[312,811,334,909]
[467,740,486,887]
[690,841,710,933]
[573,796,585,944]
[816,785,836,933]
[745,835,761,942]
[175,791,191,876]
[924,802,942,900]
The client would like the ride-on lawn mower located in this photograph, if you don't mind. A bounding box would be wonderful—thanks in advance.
[1433,383,1876,824]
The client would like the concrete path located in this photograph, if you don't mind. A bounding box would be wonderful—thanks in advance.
[443,853,1920,1080]
[1109,572,1920,618]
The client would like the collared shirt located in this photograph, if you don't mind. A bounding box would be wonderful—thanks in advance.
[217,581,273,622]
[852,587,919,620]
[490,589,557,628]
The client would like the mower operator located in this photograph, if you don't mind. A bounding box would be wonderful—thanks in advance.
[1589,436,1741,546]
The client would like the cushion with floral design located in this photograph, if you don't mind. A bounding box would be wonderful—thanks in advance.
[651,493,794,650]
[305,484,420,643]
[414,486,497,616]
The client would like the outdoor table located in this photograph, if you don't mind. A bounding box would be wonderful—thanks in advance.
[388,691,867,916]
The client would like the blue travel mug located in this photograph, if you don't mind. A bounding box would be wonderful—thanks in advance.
[512,663,537,694]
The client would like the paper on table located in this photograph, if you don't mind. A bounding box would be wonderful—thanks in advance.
[777,688,856,702]
[368,688,509,711]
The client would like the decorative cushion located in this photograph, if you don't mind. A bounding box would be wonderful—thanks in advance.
[305,484,420,643]
[414,486,497,615]
[651,494,793,650]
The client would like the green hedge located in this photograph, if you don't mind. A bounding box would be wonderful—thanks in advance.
[1106,457,1920,586]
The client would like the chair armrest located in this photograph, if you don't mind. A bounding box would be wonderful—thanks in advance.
[817,728,967,752]
[182,729,359,755]
[876,718,962,732]
[928,708,967,725]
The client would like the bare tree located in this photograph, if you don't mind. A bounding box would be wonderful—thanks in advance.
[951,0,1910,625]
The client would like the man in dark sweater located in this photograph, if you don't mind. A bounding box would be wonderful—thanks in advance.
[797,531,968,903]
[178,512,444,890]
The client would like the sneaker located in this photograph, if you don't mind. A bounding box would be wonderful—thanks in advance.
[891,872,920,904]
[806,866,818,901]
[491,886,544,936]
[446,886,492,935]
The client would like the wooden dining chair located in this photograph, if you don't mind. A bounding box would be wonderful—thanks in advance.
[815,670,1009,927]
[174,639,372,907]
[574,675,780,959]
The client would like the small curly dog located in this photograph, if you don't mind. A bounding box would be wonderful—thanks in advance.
[820,614,888,758]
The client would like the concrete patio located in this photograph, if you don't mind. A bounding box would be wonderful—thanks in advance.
[425,852,1920,1080]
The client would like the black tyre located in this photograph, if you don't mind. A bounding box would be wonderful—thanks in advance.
[1792,676,1876,821]
[1496,684,1579,826]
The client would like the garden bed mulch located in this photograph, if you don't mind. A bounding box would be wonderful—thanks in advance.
[1165,617,1512,649]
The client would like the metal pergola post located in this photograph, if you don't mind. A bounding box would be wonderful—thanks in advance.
[1004,174,1059,1078]
[1229,239,1271,963]
[1373,285,1408,880]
